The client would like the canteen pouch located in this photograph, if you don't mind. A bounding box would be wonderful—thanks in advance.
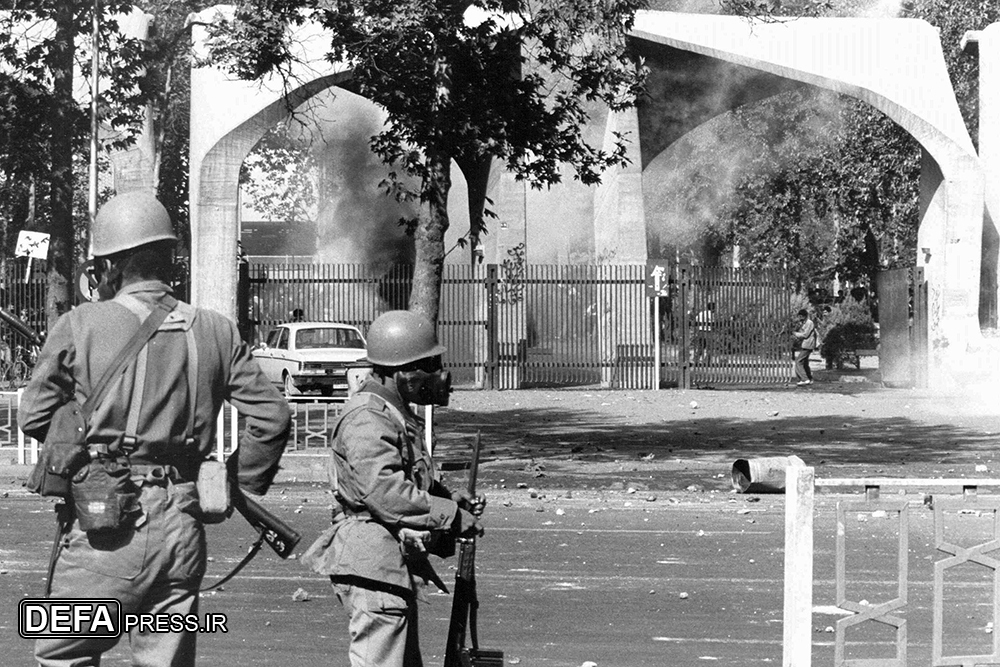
[71,460,140,533]
[25,400,91,498]
[196,459,231,524]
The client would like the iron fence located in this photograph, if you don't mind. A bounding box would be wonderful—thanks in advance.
[672,265,795,387]
[245,261,796,389]
[0,259,47,344]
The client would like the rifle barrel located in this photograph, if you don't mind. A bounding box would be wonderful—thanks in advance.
[0,308,42,346]
[468,430,482,497]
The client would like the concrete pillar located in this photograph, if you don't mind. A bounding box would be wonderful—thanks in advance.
[190,134,256,319]
[917,148,986,387]
[594,107,647,263]
[978,24,1000,328]
[593,108,648,387]
[105,10,155,195]
[107,111,156,195]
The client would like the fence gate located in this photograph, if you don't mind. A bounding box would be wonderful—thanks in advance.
[486,264,650,389]
[662,265,794,388]
[876,267,927,388]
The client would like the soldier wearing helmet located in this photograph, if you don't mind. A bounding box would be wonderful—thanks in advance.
[20,191,291,667]
[303,309,485,667]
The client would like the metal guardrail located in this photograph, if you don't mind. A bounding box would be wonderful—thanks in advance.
[784,469,1000,667]
[10,394,348,466]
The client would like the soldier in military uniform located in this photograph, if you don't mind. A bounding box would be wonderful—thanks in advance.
[20,192,291,667]
[303,310,484,667]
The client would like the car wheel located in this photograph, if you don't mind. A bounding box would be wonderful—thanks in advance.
[283,372,299,398]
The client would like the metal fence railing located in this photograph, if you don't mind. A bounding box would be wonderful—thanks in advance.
[675,265,794,387]
[243,261,797,390]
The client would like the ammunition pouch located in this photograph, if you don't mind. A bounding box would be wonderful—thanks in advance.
[26,400,92,498]
[71,458,141,533]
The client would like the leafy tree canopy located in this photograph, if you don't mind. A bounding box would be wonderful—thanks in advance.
[206,0,650,321]
[655,0,997,292]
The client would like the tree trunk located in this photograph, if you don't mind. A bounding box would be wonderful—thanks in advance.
[457,155,491,266]
[46,0,76,328]
[409,148,451,325]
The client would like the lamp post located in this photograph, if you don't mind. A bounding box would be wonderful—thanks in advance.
[88,0,100,231]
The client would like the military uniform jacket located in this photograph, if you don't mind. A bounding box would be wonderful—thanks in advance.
[19,280,290,495]
[303,379,458,591]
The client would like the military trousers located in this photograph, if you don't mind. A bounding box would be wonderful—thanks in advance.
[332,578,423,667]
[36,480,207,667]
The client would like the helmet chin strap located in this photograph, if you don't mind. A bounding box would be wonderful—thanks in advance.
[94,258,122,301]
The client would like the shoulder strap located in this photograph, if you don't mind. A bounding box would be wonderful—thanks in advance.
[81,295,177,421]
[355,391,408,432]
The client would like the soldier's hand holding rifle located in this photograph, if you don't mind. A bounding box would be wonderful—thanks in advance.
[452,489,487,517]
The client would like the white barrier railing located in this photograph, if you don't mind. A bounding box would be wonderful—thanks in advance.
[14,395,242,465]
[11,396,357,464]
[783,467,1000,667]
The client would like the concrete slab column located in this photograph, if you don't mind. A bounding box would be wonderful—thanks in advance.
[978,24,1000,328]
[594,107,647,264]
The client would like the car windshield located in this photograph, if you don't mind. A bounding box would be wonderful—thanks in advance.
[295,327,365,350]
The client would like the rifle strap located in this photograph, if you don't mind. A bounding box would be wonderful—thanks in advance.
[200,531,266,592]
[83,294,177,423]
[44,505,71,597]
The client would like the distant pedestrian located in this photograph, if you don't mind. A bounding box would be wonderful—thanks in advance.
[693,302,715,366]
[791,308,817,386]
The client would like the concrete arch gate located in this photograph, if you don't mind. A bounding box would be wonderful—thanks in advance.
[186,8,994,387]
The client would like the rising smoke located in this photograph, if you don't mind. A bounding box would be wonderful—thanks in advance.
[300,88,419,268]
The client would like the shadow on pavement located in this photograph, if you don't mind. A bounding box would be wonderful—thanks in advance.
[434,406,998,475]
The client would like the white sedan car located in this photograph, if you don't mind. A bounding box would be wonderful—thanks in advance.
[252,322,367,399]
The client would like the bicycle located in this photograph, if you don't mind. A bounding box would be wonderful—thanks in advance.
[0,357,28,391]
[1,343,36,390]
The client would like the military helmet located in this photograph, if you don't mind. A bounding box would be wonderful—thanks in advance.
[365,310,446,367]
[91,191,177,258]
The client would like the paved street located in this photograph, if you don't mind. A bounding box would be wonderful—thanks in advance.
[1,382,999,665]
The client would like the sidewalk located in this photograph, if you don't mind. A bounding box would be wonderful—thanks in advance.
[2,380,998,494]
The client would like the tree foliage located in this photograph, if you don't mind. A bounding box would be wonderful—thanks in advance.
[0,0,216,322]
[206,0,649,322]
[240,120,317,225]
[662,0,995,291]
[0,1,142,323]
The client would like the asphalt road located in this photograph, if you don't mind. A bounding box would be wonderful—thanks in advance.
[1,484,998,667]
[2,382,999,665]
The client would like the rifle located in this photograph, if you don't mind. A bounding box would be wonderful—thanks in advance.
[202,484,302,592]
[443,431,504,667]
[232,485,302,559]
[0,306,43,347]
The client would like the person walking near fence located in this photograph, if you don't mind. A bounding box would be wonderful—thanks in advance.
[20,191,291,667]
[792,308,817,386]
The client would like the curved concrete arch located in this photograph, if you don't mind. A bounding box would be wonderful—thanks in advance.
[631,12,986,385]
[190,71,352,316]
[188,8,352,317]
